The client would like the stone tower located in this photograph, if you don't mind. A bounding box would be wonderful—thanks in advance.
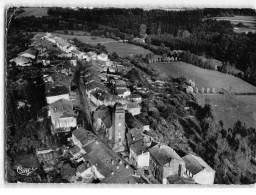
[111,103,126,151]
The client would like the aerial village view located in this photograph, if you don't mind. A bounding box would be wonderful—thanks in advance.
[5,6,256,185]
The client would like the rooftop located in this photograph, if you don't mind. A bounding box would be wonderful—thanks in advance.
[72,127,96,146]
[90,89,108,102]
[125,113,143,129]
[48,99,76,121]
[116,88,129,95]
[11,56,32,65]
[87,51,97,56]
[82,136,135,183]
[19,48,38,58]
[182,154,215,175]
[45,83,69,97]
[98,53,108,58]
[126,102,140,109]
[166,174,196,184]
[126,128,144,145]
[86,81,109,93]
[70,145,81,155]
[129,94,142,99]
[148,144,184,167]
[129,139,148,156]
[93,105,112,128]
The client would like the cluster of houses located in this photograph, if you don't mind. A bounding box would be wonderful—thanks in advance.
[44,33,112,66]
[12,32,216,185]
[10,48,39,66]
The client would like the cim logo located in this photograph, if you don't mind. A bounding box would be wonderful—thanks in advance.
[16,165,37,176]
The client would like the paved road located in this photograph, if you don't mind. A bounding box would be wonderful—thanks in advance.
[74,59,92,130]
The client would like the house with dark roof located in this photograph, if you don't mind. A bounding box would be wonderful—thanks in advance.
[69,127,142,183]
[69,145,86,161]
[85,81,109,95]
[127,128,153,168]
[48,99,77,134]
[182,154,215,185]
[129,139,150,168]
[88,89,108,107]
[45,83,70,104]
[148,144,186,184]
[93,105,112,138]
[125,112,143,130]
[82,133,140,184]
[71,127,96,149]
[129,94,142,103]
[116,88,131,98]
[166,174,196,184]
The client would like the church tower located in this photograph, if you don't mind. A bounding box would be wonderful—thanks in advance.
[111,103,126,151]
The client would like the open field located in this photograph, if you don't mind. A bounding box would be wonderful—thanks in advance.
[154,61,256,93]
[16,7,49,18]
[213,16,256,27]
[154,61,256,128]
[53,33,116,44]
[213,15,256,33]
[195,91,256,128]
[103,42,153,57]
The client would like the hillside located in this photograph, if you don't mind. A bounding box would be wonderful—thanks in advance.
[153,61,256,93]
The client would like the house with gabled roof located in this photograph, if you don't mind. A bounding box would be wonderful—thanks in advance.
[125,102,141,116]
[19,48,38,60]
[45,83,70,104]
[93,105,112,138]
[48,99,77,134]
[97,53,108,62]
[166,174,196,184]
[127,128,153,168]
[87,51,97,61]
[10,56,32,66]
[85,81,109,95]
[182,154,215,185]
[71,127,96,149]
[148,144,186,184]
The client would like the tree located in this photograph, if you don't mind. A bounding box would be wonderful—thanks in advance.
[60,163,76,181]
